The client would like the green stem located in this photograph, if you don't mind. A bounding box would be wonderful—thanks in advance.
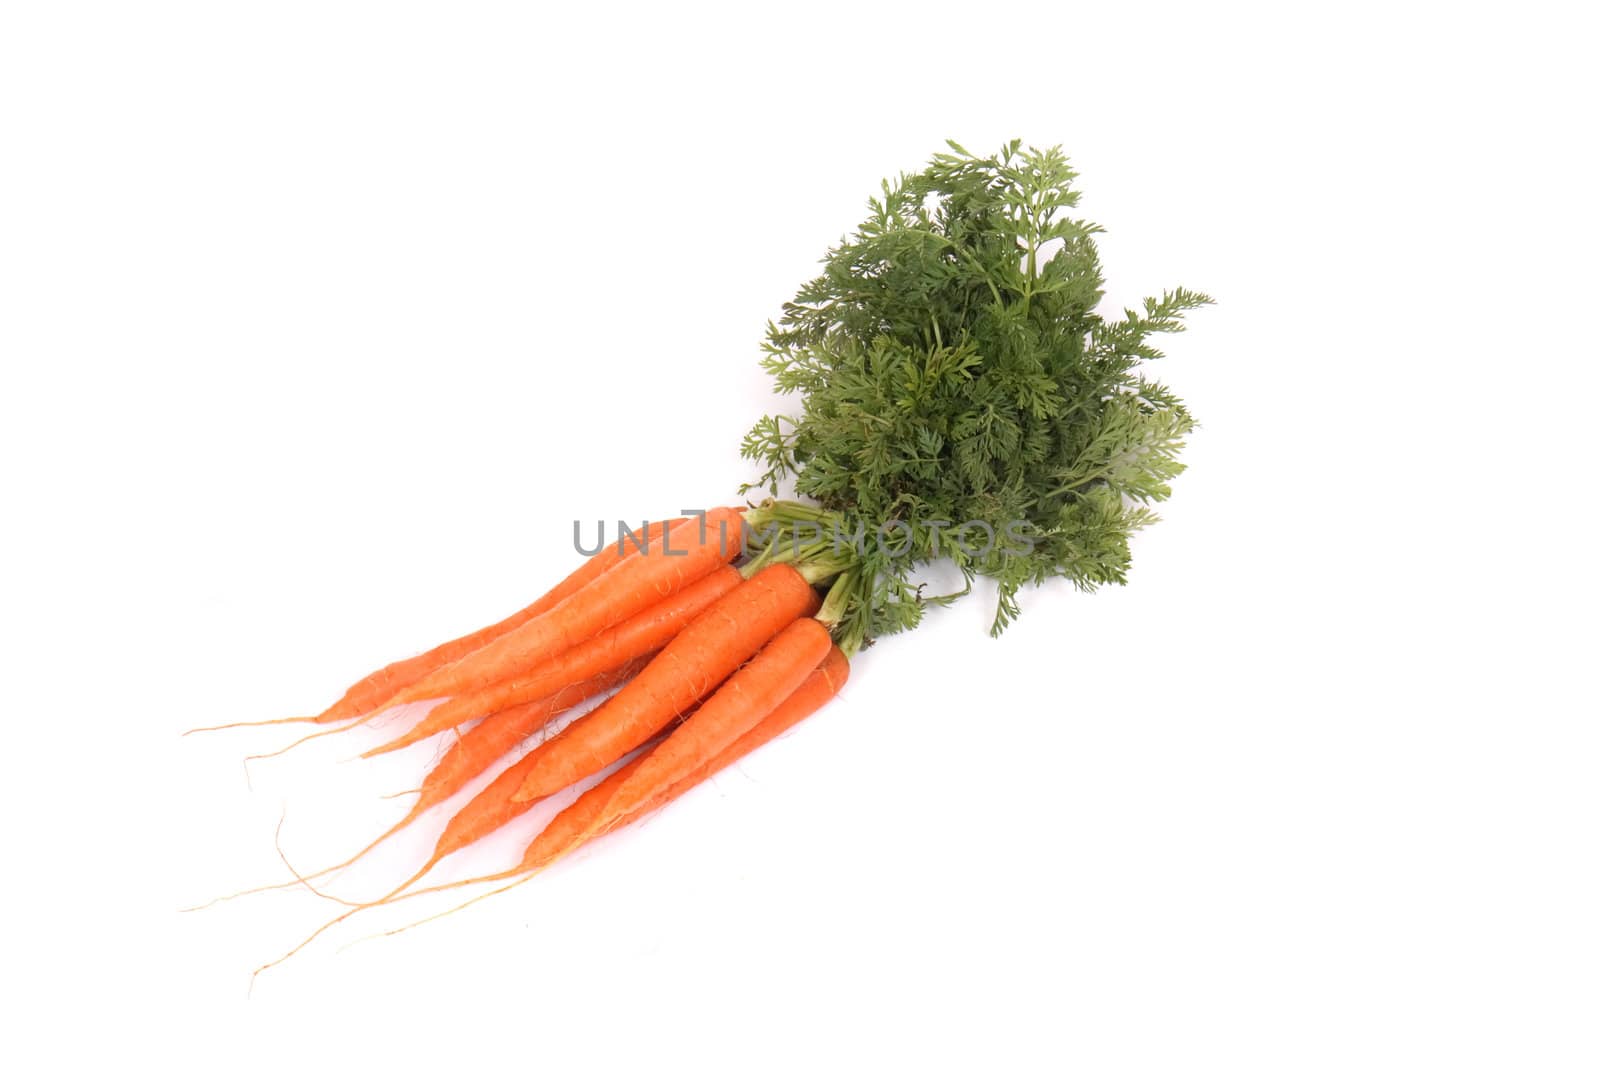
[907,227,1005,307]
[1043,470,1108,499]
[814,568,856,629]
[796,554,851,586]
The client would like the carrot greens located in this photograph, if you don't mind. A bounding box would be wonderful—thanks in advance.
[740,140,1209,653]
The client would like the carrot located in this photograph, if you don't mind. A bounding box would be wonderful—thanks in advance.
[329,646,851,946]
[582,617,832,835]
[240,516,738,761]
[649,646,847,808]
[361,564,744,758]
[507,560,819,805]
[529,644,846,868]
[377,508,745,710]
[186,516,688,734]
[322,516,690,721]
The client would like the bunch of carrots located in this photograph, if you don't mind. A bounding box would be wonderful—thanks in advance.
[189,140,1206,974]
[193,508,857,973]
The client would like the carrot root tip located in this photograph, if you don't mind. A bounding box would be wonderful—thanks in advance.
[182,715,318,736]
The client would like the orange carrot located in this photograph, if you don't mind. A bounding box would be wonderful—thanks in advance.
[528,644,847,867]
[508,561,818,805]
[186,516,688,734]
[240,516,740,761]
[321,516,690,721]
[649,646,847,809]
[378,508,744,710]
[583,618,832,834]
[315,646,851,947]
[362,564,743,758]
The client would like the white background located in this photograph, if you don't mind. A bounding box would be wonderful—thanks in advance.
[3,2,1596,1063]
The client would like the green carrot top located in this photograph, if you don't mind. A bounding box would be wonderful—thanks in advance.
[740,140,1210,655]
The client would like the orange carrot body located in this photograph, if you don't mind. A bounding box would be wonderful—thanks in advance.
[274,662,645,890]
[411,647,847,895]
[589,618,833,832]
[656,646,851,806]
[382,509,744,710]
[312,517,689,724]
[662,646,848,799]
[525,646,848,867]
[508,562,819,804]
[374,721,628,898]
[428,755,542,870]
[363,565,743,757]
[412,659,649,816]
